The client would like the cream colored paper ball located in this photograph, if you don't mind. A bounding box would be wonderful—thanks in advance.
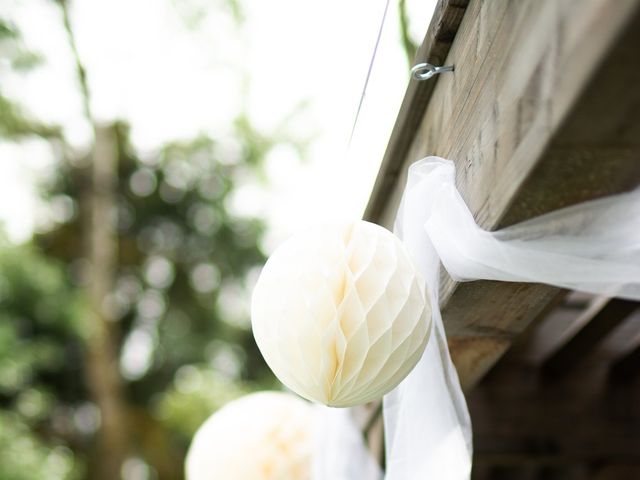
[185,392,314,480]
[252,221,431,407]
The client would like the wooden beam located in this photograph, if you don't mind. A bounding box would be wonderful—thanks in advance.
[542,298,639,374]
[592,466,640,480]
[364,0,640,389]
[468,362,640,477]
[610,344,640,381]
[365,0,469,222]
[541,299,639,376]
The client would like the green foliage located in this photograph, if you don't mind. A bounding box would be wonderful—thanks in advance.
[0,17,44,70]
[38,123,275,388]
[0,319,64,394]
[0,18,17,39]
[171,0,245,29]
[0,243,85,339]
[0,411,82,480]
[30,111,286,476]
[398,0,418,65]
[154,364,250,438]
[0,17,59,139]
[0,92,60,140]
[0,242,85,394]
[0,4,302,478]
[0,243,86,479]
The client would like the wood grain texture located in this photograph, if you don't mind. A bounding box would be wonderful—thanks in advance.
[364,0,469,222]
[610,344,640,380]
[469,359,640,479]
[542,299,640,376]
[470,294,640,479]
[365,0,640,390]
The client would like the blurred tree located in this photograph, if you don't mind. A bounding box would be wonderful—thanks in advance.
[35,122,283,478]
[0,1,301,478]
[35,120,282,477]
[55,1,134,476]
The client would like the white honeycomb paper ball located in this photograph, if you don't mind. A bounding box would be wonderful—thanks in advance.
[186,392,314,480]
[252,221,431,407]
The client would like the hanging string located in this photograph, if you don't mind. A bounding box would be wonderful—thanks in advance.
[347,0,392,149]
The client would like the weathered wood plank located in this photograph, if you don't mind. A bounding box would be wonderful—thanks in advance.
[469,360,640,477]
[364,0,640,389]
[610,343,640,380]
[364,0,469,222]
[542,299,640,376]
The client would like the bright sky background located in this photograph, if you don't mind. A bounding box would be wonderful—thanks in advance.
[0,0,436,250]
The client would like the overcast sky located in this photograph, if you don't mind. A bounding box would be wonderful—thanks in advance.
[0,0,436,249]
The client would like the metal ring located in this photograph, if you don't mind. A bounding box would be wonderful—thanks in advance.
[411,63,454,81]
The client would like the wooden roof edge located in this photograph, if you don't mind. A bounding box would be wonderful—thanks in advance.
[359,0,640,390]
[363,0,469,222]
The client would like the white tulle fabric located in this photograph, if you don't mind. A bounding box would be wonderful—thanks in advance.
[416,157,640,298]
[312,406,383,480]
[252,221,430,407]
[382,156,640,479]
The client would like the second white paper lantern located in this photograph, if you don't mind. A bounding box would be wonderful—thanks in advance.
[186,392,313,480]
[252,221,431,407]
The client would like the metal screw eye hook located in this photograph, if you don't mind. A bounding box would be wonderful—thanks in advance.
[411,62,454,81]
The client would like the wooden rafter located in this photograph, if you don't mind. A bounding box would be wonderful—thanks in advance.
[610,343,640,380]
[364,0,640,390]
[470,360,640,477]
[542,299,639,376]
[364,0,469,222]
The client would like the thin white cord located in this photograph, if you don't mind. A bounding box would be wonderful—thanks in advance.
[347,0,392,150]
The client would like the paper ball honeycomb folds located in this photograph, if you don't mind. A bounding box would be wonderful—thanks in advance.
[186,392,313,480]
[252,221,431,407]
